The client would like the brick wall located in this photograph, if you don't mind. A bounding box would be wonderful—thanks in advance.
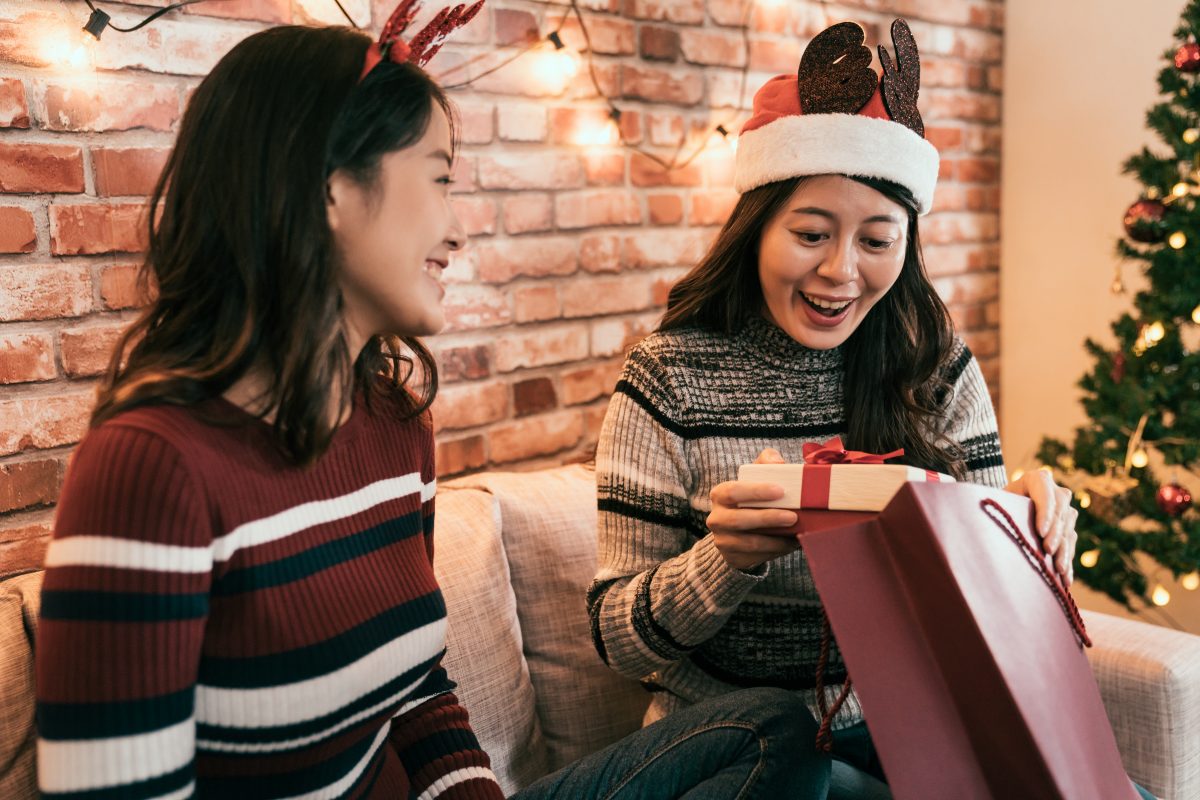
[0,0,1003,574]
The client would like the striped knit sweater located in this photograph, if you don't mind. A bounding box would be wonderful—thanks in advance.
[589,314,1007,731]
[36,390,504,800]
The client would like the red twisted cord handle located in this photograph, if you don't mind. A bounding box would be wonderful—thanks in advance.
[980,498,1092,649]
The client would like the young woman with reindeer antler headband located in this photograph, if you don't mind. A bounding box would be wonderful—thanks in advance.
[33,2,826,799]
[591,19,1157,800]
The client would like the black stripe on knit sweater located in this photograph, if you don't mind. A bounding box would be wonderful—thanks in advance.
[587,578,619,665]
[690,652,848,691]
[41,762,194,800]
[614,380,843,440]
[631,565,692,660]
[598,498,706,539]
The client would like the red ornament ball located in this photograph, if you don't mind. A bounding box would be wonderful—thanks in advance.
[1157,483,1193,517]
[1123,199,1166,243]
[1177,42,1200,72]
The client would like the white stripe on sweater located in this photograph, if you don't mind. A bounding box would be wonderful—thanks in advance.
[38,718,193,794]
[197,618,445,728]
[211,474,436,563]
[45,536,212,574]
[417,766,499,800]
[276,724,390,800]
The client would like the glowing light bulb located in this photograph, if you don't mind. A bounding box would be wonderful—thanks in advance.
[1079,549,1100,568]
[1185,129,1200,144]
[1131,448,1150,469]
[1172,182,1190,198]
[1147,321,1166,342]
[1146,187,1162,199]
[1152,584,1171,606]
[1170,231,1188,249]
[573,121,618,147]
[1182,572,1200,591]
[41,28,97,71]
[1077,491,1092,509]
[1192,304,1200,324]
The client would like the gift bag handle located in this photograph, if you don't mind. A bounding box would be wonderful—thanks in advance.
[980,498,1092,649]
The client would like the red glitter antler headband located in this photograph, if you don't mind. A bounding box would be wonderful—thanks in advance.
[359,0,485,81]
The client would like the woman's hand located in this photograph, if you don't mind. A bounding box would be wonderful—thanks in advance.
[1004,469,1078,585]
[707,448,800,571]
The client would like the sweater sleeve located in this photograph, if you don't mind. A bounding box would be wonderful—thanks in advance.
[384,414,504,800]
[588,343,767,681]
[939,340,1008,489]
[36,425,212,800]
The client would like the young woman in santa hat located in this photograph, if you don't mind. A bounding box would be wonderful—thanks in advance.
[591,19,1156,800]
[33,4,823,799]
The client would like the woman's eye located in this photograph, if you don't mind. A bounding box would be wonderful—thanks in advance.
[794,231,827,244]
[437,176,456,186]
[863,238,894,250]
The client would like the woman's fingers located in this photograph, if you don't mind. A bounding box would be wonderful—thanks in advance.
[754,448,787,465]
[712,530,802,570]
[707,505,797,532]
[711,480,784,509]
[1025,471,1058,538]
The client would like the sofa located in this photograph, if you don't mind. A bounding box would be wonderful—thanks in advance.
[2,464,1199,798]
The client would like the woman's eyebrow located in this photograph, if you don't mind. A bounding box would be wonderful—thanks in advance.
[789,207,901,225]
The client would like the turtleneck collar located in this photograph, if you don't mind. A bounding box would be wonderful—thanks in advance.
[733,313,844,373]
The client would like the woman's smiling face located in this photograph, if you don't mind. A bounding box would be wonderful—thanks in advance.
[757,174,909,350]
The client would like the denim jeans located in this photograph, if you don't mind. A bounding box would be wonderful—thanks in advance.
[510,687,832,800]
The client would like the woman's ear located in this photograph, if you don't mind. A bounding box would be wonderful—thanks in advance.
[325,172,354,234]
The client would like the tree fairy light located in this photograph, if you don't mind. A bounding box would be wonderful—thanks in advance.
[1169,231,1188,249]
[1079,549,1100,568]
[1182,571,1200,591]
[1152,584,1171,606]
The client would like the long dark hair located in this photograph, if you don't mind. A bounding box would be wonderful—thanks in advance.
[660,175,966,477]
[94,25,455,464]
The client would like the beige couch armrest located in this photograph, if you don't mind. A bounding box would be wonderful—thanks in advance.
[1083,610,1200,800]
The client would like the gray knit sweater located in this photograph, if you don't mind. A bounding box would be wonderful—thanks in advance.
[589,314,1007,730]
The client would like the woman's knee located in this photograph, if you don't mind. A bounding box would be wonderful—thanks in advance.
[719,687,819,735]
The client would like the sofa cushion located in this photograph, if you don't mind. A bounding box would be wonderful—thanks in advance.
[433,486,549,793]
[0,571,41,800]
[447,465,649,773]
[1084,609,1200,800]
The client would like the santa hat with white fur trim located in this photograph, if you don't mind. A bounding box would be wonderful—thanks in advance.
[734,19,939,215]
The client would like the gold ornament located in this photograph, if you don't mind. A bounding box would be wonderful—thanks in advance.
[1147,186,1162,199]
[1170,231,1188,249]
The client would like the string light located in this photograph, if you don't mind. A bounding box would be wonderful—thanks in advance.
[1079,549,1100,568]
[1169,231,1188,248]
[1077,490,1092,509]
[1182,572,1200,591]
[1131,448,1150,469]
[1152,584,1171,606]
[1185,128,1200,144]
[1147,321,1166,342]
[1192,303,1200,324]
[1172,182,1189,198]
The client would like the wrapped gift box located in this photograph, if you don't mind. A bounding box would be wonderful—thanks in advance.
[738,462,954,512]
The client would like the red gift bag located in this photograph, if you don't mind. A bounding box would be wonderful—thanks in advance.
[799,480,1140,800]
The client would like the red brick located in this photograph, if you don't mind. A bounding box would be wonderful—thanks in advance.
[639,26,680,61]
[921,212,999,246]
[0,78,29,128]
[60,322,127,378]
[450,154,477,194]
[702,145,737,186]
[0,265,92,321]
[0,518,52,577]
[489,409,584,463]
[922,57,969,89]
[0,143,84,193]
[581,235,622,273]
[43,80,178,132]
[567,62,622,102]
[589,312,660,357]
[50,203,147,256]
[498,103,548,142]
[503,194,554,235]
[476,238,578,284]
[451,196,497,237]
[0,15,46,67]
[0,206,36,252]
[437,344,491,382]
[494,8,539,45]
[926,125,964,152]
[987,66,1003,92]
[680,29,746,67]
[706,71,749,109]
[561,275,654,318]
[183,0,290,23]
[493,324,589,372]
[749,37,802,72]
[556,191,641,229]
[622,230,708,269]
[648,193,683,225]
[0,391,93,456]
[457,103,494,145]
[511,285,560,323]
[923,89,1001,123]
[435,434,487,477]
[559,17,636,55]
[582,401,608,445]
[431,380,509,432]
[92,148,170,197]
[99,264,147,310]
[956,157,1000,183]
[0,333,55,384]
[0,458,62,514]
[623,0,704,24]
[922,244,974,278]
[582,153,626,186]
[630,152,703,187]
[478,153,584,190]
[964,125,1003,154]
[985,299,1000,327]
[689,190,739,227]
[442,284,512,332]
[932,272,999,306]
[962,328,999,359]
[549,107,641,145]
[646,112,685,147]
[513,377,557,416]
[561,360,622,406]
[621,65,704,106]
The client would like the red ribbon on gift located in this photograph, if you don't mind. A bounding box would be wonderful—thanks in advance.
[800,437,932,508]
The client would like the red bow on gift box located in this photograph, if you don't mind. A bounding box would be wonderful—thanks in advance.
[802,436,904,465]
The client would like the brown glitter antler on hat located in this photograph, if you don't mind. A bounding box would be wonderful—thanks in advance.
[359,0,485,81]
[796,21,878,115]
[878,19,924,136]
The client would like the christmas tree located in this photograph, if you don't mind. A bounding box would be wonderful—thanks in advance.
[1038,1,1200,611]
